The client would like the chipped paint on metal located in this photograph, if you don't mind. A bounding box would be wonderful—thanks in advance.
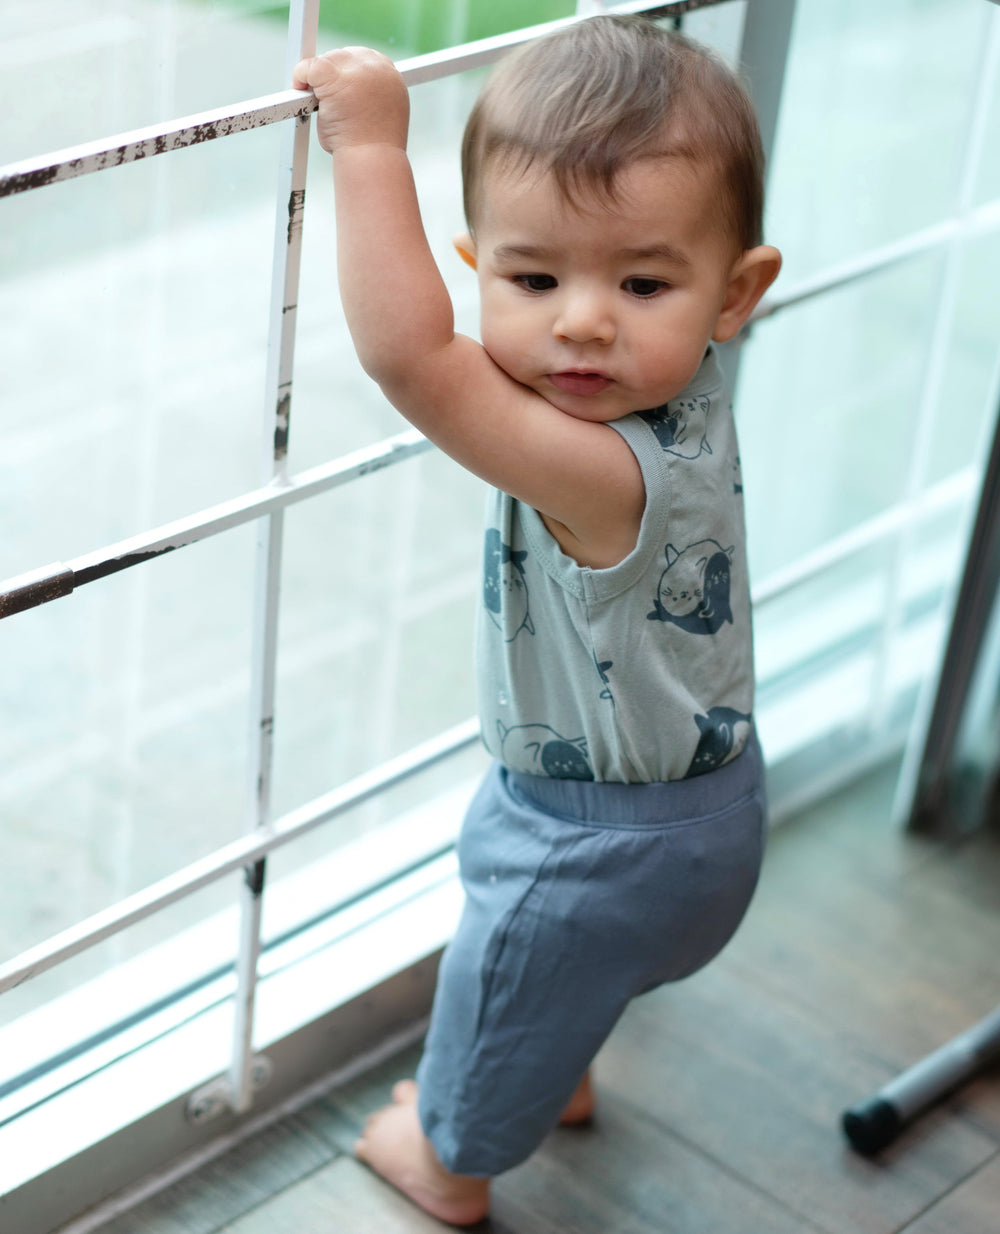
[244,859,267,898]
[0,90,317,198]
[286,187,306,247]
[74,544,178,588]
[0,564,74,619]
[0,164,60,195]
[358,435,427,478]
[0,6,726,201]
[0,431,432,621]
[273,390,291,460]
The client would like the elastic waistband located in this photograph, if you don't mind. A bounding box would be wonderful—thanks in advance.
[506,731,763,827]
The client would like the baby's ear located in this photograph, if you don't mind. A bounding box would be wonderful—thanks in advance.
[712,245,782,343]
[453,232,478,271]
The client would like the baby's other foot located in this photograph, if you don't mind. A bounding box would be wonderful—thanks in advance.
[355,1079,490,1227]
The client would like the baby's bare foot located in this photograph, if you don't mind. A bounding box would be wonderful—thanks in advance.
[559,1070,595,1125]
[355,1079,490,1227]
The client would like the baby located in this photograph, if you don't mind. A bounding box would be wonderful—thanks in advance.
[295,14,781,1225]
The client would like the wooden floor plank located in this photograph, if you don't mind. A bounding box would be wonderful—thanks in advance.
[722,771,1000,1142]
[900,1152,1000,1233]
[729,806,1000,1064]
[213,1156,448,1234]
[593,964,998,1234]
[94,1114,339,1234]
[492,1091,823,1234]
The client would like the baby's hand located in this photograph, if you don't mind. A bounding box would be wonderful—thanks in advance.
[293,48,409,155]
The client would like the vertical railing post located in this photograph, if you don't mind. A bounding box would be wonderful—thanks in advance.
[714,0,797,396]
[228,0,319,1115]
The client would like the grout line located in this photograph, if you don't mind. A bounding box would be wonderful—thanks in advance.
[615,1088,838,1234]
[893,1146,1000,1233]
[55,1018,428,1234]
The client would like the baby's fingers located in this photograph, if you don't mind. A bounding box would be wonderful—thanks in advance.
[291,54,328,93]
[291,57,312,92]
[292,47,392,93]
[292,49,409,153]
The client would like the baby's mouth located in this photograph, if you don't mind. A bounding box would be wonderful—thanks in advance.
[548,371,613,396]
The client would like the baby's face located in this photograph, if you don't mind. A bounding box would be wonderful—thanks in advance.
[469,157,740,422]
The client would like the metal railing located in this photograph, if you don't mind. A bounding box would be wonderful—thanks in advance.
[0,0,760,1128]
[1,0,997,1132]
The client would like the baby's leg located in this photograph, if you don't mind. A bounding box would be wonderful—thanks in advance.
[559,1069,595,1125]
[355,1080,489,1226]
[356,1066,594,1222]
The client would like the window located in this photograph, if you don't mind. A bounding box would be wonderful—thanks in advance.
[1,1,998,1229]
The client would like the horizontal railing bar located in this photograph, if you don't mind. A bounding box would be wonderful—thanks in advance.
[5,188,998,624]
[0,474,975,996]
[0,468,976,996]
[0,473,979,996]
[0,429,431,619]
[751,467,975,607]
[396,1,726,85]
[5,189,995,623]
[0,1,722,199]
[0,718,480,996]
[0,91,317,199]
[0,468,972,992]
[753,198,1000,323]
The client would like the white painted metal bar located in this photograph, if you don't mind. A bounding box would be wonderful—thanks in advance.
[738,0,796,192]
[0,91,317,198]
[228,0,318,1116]
[0,430,431,619]
[0,2,725,200]
[0,465,975,1000]
[5,197,998,626]
[752,198,1000,325]
[0,467,972,1005]
[0,719,480,998]
[750,467,976,607]
[713,0,795,399]
[2,500,981,999]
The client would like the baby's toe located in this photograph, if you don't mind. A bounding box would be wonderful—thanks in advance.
[392,1078,419,1105]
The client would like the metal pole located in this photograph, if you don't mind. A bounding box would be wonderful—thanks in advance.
[716,0,797,395]
[843,1006,1000,1155]
[866,3,1000,741]
[891,4,1000,831]
[228,0,319,1116]
[897,360,1000,833]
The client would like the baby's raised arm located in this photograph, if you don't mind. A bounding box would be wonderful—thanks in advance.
[293,50,646,568]
[292,50,459,398]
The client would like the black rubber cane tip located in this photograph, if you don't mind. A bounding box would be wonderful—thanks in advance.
[842,1097,902,1156]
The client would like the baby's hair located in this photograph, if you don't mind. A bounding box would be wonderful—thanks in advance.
[462,15,765,252]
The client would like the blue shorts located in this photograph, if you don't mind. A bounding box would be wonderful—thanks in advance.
[416,735,767,1176]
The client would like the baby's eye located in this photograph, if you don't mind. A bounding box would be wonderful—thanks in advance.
[623,277,668,298]
[514,273,557,293]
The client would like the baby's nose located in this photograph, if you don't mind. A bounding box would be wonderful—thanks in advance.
[553,289,616,345]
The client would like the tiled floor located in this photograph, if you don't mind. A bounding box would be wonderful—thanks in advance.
[85,758,1000,1233]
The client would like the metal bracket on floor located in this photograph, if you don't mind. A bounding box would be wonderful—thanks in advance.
[185,1055,273,1125]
